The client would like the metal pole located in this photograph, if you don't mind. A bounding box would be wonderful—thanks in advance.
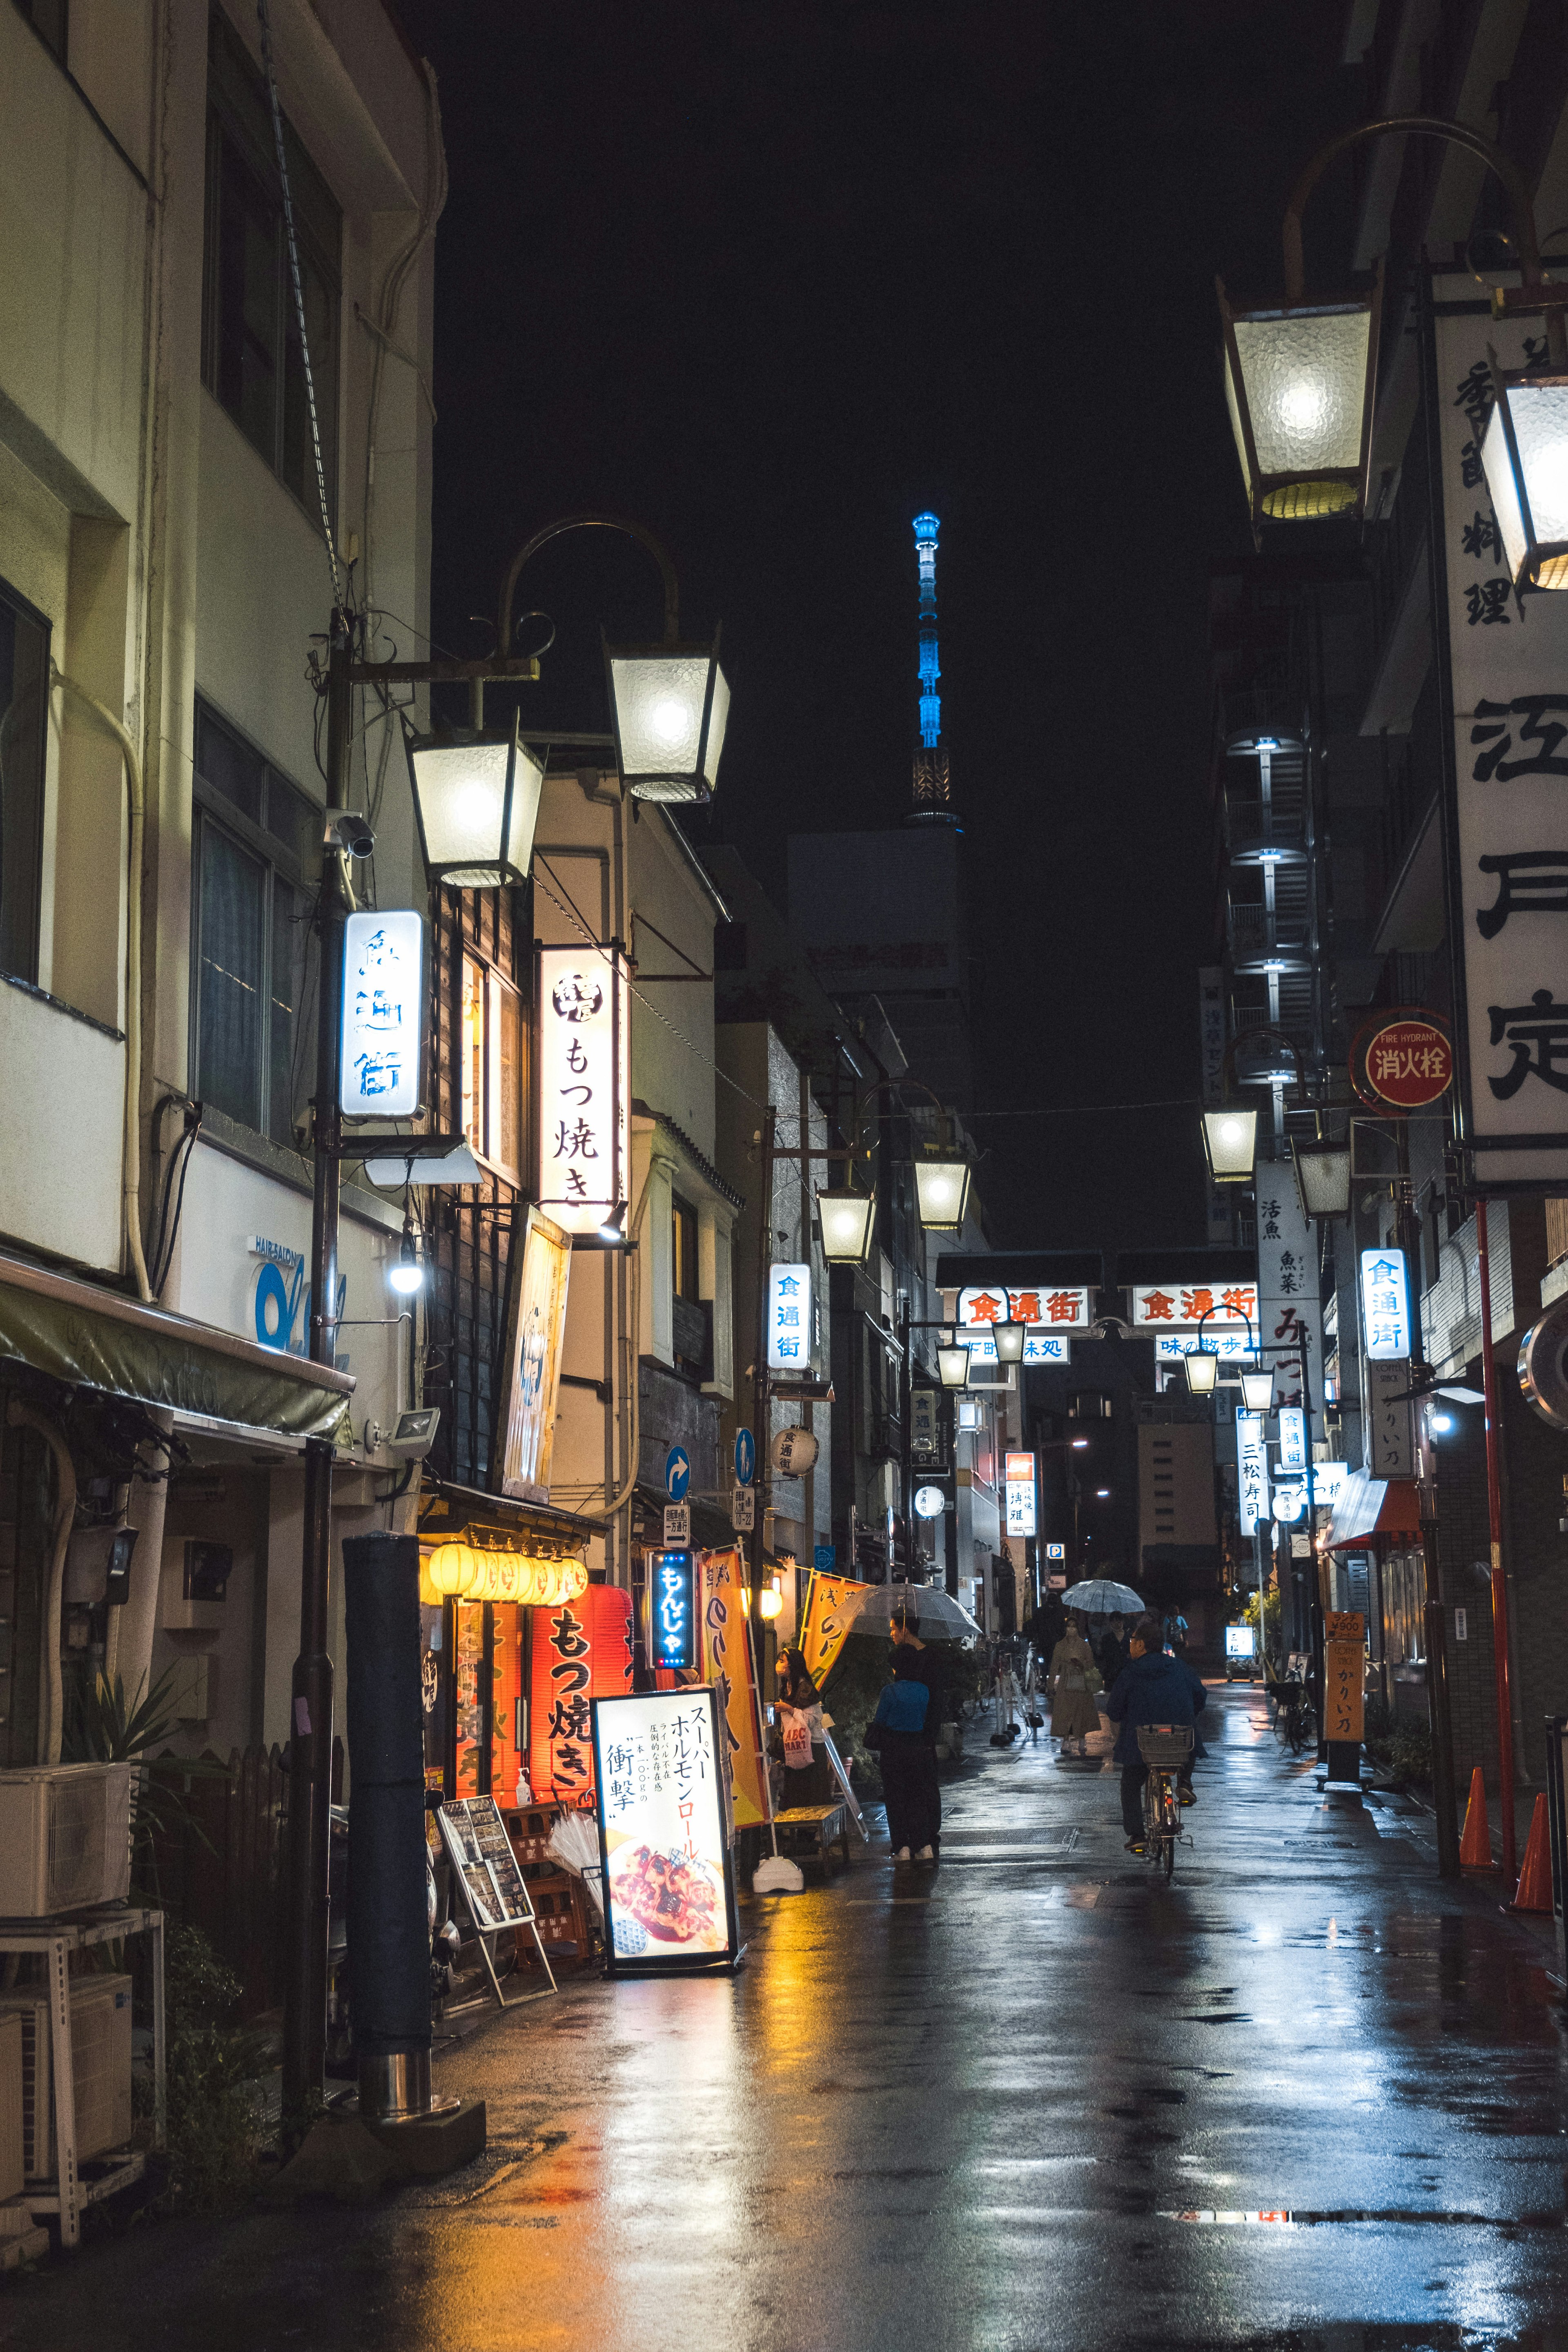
[283,610,350,2120]
[1475,1197,1518,1884]
[900,1292,913,1582]
[1422,1526,1460,1879]
[749,1109,776,1812]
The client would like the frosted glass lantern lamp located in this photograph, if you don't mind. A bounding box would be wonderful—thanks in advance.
[817,1186,876,1267]
[914,1148,972,1233]
[1185,1347,1220,1396]
[1241,1365,1276,1414]
[992,1319,1026,1365]
[1201,1105,1258,1184]
[1217,271,1381,528]
[1480,364,1568,590]
[604,630,730,803]
[1292,1133,1352,1221]
[937,1337,971,1391]
[405,713,544,888]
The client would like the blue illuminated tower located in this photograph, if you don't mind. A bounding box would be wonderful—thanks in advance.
[910,512,954,820]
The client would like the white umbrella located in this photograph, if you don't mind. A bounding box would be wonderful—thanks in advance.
[1060,1578,1143,1616]
[834,1581,982,1641]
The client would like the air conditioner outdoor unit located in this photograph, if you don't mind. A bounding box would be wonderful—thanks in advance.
[0,1765,132,1918]
[0,1976,132,2178]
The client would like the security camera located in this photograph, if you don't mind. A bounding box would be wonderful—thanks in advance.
[385,1407,441,1461]
[323,806,376,858]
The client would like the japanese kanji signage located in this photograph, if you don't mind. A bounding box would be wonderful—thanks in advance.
[1323,1612,1365,1746]
[650,1550,695,1673]
[799,1571,873,1690]
[767,1263,813,1371]
[536,944,630,1235]
[699,1548,766,1828]
[1359,1248,1412,1361]
[1236,1412,1267,1538]
[1255,1186,1321,1412]
[1434,271,1568,1190]
[1004,1451,1037,1537]
[528,1586,633,1806]
[592,1689,740,1971]
[1365,1360,1416,1477]
[1154,1332,1254,1362]
[910,1384,942,1461]
[1356,1014,1454,1110]
[494,1205,572,1503]
[958,1284,1089,1365]
[1278,1405,1307,1474]
[340,910,422,1118]
[1130,1282,1257,1330]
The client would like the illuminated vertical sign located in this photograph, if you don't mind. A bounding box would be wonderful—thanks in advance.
[1004,1450,1037,1537]
[1236,1413,1267,1538]
[651,1550,695,1673]
[767,1263,812,1371]
[1278,1405,1307,1474]
[537,944,630,1236]
[340,910,423,1118]
[1359,1249,1411,1361]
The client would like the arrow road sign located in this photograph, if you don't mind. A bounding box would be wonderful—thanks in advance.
[734,1428,755,1487]
[664,1446,691,1503]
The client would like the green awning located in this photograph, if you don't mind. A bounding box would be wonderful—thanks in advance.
[0,1250,354,1444]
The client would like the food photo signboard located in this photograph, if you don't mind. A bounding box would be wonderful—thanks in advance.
[592,1688,742,1974]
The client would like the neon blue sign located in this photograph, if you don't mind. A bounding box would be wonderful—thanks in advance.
[651,1550,695,1673]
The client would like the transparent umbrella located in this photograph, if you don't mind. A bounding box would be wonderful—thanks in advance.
[1060,1578,1144,1617]
[834,1581,983,1641]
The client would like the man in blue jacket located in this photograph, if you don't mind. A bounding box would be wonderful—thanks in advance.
[1106,1615,1207,1852]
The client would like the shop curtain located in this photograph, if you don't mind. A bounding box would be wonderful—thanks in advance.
[528,1586,633,1806]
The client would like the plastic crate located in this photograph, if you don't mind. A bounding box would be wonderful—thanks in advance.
[1136,1723,1194,1768]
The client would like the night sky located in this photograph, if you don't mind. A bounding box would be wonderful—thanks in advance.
[395,0,1358,1250]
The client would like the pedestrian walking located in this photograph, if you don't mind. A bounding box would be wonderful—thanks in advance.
[1096,1614,1129,1693]
[1047,1616,1100,1757]
[1105,1613,1208,1854]
[1163,1607,1189,1657]
[866,1604,942,1864]
[774,1647,832,1807]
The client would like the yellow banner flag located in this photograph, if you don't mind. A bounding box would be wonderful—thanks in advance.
[800,1574,875,1689]
[700,1548,768,1829]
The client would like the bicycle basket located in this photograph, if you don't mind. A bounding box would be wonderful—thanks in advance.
[1136,1722,1195,1767]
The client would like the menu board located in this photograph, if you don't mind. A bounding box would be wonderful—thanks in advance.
[438,1797,537,1929]
[591,1689,741,1973]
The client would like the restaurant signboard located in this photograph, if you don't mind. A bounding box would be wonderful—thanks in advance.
[592,1688,742,1973]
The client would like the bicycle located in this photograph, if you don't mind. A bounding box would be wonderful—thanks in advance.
[1267,1677,1314,1757]
[1136,1722,1194,1880]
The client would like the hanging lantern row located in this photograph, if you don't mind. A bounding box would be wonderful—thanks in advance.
[425,1541,589,1607]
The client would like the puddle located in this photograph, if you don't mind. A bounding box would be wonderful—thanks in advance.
[1167,2206,1565,2228]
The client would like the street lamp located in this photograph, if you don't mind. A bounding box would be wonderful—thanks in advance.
[1240,1364,1276,1414]
[387,1225,424,1295]
[937,1336,971,1390]
[1220,114,1568,541]
[1292,1131,1352,1222]
[1185,1345,1220,1396]
[816,1185,877,1267]
[604,633,730,804]
[1201,1105,1258,1184]
[913,1145,972,1232]
[404,712,545,887]
[991,1317,1027,1365]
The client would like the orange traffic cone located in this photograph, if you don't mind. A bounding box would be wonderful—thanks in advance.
[1509,1793,1552,1913]
[1459,1766,1495,1869]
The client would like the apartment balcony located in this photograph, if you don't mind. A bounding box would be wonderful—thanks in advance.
[1225,802,1310,864]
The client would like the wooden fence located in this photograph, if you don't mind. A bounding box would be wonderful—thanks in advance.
[140,1739,344,2020]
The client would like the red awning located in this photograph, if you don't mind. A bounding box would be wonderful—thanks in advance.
[1325,1468,1421,1550]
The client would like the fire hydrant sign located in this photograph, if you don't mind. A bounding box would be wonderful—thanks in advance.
[592,1689,741,1973]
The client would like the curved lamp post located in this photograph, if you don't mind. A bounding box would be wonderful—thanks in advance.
[1201,1024,1309,1183]
[1220,115,1568,552]
[815,1078,972,1262]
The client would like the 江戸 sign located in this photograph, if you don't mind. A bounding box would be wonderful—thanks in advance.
[537,944,630,1235]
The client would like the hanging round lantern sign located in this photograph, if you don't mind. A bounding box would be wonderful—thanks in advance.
[770,1426,819,1477]
[1350,1007,1453,1112]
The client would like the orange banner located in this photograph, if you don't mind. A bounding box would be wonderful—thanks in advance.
[800,1574,875,1688]
[699,1549,768,1829]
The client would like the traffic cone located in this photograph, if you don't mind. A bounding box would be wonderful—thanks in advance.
[1509,1794,1552,1913]
[1459,1766,1494,1869]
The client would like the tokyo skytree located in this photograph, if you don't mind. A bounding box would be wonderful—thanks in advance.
[911,511,952,816]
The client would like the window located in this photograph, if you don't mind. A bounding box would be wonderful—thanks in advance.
[201,8,339,515]
[0,577,48,984]
[12,0,66,63]
[460,953,523,1180]
[191,699,316,1145]
[672,1195,699,1303]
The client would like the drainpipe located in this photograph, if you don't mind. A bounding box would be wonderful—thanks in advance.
[7,1401,76,1766]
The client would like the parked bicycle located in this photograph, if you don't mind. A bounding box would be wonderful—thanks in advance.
[1267,1675,1315,1757]
[1136,1721,1194,1879]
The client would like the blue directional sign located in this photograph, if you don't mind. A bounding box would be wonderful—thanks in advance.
[734,1428,755,1488]
[651,1550,696,1673]
[664,1445,691,1503]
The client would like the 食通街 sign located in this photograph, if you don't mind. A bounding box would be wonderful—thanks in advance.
[1433,268,1568,1191]
[592,1689,742,1973]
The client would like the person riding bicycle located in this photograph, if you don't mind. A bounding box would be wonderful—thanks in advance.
[1106,1614,1207,1854]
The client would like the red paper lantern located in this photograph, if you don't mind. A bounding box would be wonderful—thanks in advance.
[528,1586,632,1805]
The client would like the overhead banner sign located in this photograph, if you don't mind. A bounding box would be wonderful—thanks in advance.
[766,1263,812,1371]
[592,1689,741,1972]
[1154,1331,1256,1362]
[1433,269,1568,1191]
[537,944,630,1235]
[340,910,422,1118]
[1131,1282,1257,1330]
[1236,1412,1267,1538]
[958,1284,1089,1365]
[1004,1450,1037,1537]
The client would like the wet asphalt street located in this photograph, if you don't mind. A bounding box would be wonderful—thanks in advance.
[6,1682,1568,2352]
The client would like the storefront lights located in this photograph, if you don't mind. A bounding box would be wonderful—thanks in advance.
[758,1575,784,1621]
[1201,1106,1258,1184]
[424,1541,588,1607]
[817,1186,877,1267]
[1185,1346,1220,1396]
[1240,1365,1276,1414]
[937,1337,971,1390]
[1480,367,1568,590]
[1292,1133,1352,1221]
[914,1148,972,1233]
[991,1318,1026,1365]
[604,632,729,803]
[1218,275,1381,528]
[405,713,545,888]
[388,1226,423,1294]
[428,1541,481,1599]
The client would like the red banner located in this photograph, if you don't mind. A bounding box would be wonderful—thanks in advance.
[528,1586,632,1806]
